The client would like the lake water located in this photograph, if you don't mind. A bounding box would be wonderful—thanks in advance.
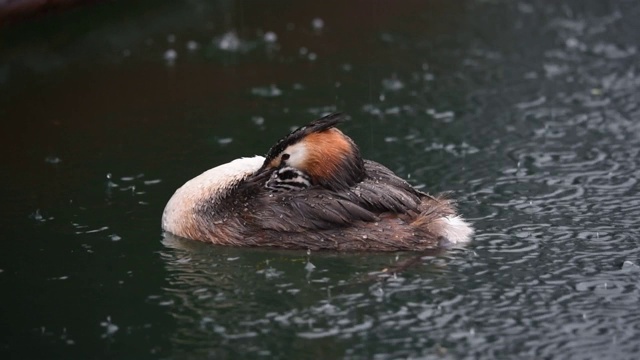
[2,0,639,358]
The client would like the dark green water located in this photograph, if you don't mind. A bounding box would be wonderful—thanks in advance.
[2,0,640,358]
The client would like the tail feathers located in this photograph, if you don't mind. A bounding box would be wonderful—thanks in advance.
[433,215,474,245]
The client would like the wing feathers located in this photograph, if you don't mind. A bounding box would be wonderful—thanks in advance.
[251,160,427,232]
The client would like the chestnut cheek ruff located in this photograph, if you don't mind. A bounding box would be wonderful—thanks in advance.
[302,129,365,191]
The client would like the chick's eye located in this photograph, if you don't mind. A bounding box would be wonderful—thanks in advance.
[281,153,290,161]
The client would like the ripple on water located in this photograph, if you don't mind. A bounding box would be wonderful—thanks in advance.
[157,231,637,358]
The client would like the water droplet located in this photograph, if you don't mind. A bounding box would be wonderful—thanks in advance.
[100,316,119,338]
[164,49,177,64]
[215,31,242,51]
[186,40,199,51]
[30,209,44,222]
[143,179,162,185]
[264,31,278,43]
[621,260,640,272]
[311,18,324,31]
[432,111,454,121]
[382,76,404,91]
[305,261,316,271]
[565,37,579,49]
[251,116,265,126]
[251,84,282,97]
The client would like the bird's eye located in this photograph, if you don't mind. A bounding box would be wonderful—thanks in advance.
[281,153,290,161]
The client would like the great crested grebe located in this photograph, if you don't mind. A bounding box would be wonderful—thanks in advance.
[162,113,473,251]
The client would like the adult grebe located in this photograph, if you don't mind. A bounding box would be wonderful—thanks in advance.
[162,113,473,251]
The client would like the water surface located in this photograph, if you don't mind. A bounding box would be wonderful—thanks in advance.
[1,0,639,358]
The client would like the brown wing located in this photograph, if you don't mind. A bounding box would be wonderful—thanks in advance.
[250,160,424,232]
[345,160,424,213]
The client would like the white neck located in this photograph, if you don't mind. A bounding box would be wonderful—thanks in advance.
[162,156,265,236]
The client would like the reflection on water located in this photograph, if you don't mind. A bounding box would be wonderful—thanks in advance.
[160,234,455,358]
[2,0,640,358]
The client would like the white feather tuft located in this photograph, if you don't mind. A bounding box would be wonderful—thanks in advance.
[436,215,474,245]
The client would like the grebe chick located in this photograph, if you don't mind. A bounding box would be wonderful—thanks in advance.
[162,113,473,251]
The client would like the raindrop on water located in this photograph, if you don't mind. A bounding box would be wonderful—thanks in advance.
[264,31,278,43]
[251,84,282,97]
[621,260,640,272]
[311,18,324,31]
[106,173,118,188]
[186,40,199,51]
[31,209,43,222]
[45,156,61,164]
[251,116,265,126]
[382,76,404,91]
[164,49,177,64]
[100,316,119,338]
[217,138,233,146]
[305,261,316,272]
[215,31,242,52]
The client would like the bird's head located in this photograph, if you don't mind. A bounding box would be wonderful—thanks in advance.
[260,113,366,191]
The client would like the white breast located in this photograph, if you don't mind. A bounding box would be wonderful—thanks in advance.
[162,156,265,237]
